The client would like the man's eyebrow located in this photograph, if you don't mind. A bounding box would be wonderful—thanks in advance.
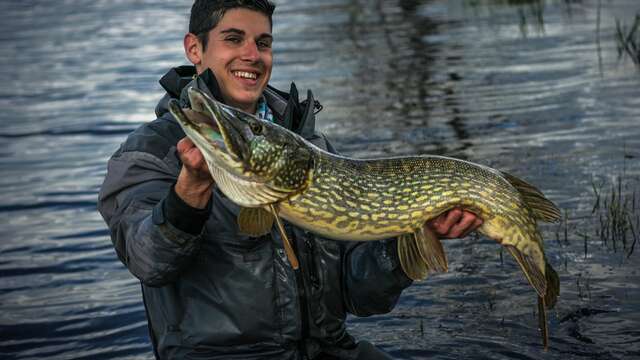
[219,28,272,39]
[220,28,245,35]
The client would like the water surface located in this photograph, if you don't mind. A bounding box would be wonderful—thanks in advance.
[1,0,639,359]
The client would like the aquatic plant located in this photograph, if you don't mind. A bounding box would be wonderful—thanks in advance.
[615,13,640,67]
[591,175,639,258]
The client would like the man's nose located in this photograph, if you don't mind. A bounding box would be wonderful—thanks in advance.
[240,41,260,62]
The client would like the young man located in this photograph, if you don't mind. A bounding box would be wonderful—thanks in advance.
[98,1,481,359]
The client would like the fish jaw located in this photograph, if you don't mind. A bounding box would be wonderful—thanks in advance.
[168,95,247,178]
[186,87,314,194]
[188,87,256,167]
[170,88,313,205]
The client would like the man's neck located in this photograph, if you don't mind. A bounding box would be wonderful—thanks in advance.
[223,96,257,114]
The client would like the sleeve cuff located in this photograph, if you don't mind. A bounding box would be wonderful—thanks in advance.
[163,184,212,235]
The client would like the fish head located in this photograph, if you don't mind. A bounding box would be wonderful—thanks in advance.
[169,87,312,194]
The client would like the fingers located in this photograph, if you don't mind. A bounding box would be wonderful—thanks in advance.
[427,208,483,239]
[177,137,198,159]
[177,137,205,169]
[430,208,462,235]
[455,212,483,238]
[177,137,194,152]
[176,137,212,184]
[443,209,464,231]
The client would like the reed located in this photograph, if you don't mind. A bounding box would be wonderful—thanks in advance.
[591,175,639,258]
[615,13,640,67]
[576,274,592,302]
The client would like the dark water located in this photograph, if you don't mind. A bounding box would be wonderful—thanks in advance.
[1,0,639,359]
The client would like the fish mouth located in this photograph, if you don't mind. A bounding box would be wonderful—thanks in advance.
[168,88,253,174]
[168,95,222,148]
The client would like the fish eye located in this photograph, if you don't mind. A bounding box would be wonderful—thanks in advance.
[249,120,263,134]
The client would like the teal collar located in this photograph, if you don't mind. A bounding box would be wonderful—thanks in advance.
[256,95,273,122]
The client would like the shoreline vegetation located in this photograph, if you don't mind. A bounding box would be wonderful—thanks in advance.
[615,13,640,68]
[552,159,638,263]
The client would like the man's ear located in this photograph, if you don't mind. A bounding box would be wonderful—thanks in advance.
[184,33,202,67]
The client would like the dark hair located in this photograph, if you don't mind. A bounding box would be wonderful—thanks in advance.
[189,0,275,51]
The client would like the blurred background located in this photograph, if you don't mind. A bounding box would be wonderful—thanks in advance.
[1,0,639,359]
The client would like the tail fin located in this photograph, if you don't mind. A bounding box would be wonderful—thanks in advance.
[501,171,561,223]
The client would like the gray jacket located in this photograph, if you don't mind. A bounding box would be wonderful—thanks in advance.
[98,66,412,360]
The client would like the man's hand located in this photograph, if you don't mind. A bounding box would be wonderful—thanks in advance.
[426,208,482,239]
[175,137,214,209]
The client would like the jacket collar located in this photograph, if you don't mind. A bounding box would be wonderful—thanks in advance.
[155,66,319,138]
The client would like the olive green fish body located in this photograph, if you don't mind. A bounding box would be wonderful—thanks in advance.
[278,150,549,296]
[280,152,527,239]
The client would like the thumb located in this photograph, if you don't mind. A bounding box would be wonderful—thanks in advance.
[177,137,195,154]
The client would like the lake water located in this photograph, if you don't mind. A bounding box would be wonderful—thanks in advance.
[1,0,639,359]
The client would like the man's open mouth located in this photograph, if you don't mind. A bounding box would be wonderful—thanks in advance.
[232,70,258,80]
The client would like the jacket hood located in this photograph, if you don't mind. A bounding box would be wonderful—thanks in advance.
[155,65,202,118]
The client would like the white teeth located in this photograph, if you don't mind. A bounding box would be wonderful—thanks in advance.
[233,71,257,79]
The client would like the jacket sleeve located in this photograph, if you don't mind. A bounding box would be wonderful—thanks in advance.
[342,240,412,316]
[98,131,209,287]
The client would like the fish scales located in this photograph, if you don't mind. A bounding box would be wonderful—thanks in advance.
[279,154,534,243]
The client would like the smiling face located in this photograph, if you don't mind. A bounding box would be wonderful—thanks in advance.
[187,8,273,114]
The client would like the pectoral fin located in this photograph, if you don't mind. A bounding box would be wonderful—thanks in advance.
[237,207,274,237]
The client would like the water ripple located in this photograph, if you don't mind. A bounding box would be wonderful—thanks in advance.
[1,0,640,359]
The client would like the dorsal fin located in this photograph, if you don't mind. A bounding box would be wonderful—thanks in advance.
[501,171,561,223]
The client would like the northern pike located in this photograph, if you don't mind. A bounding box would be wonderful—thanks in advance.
[168,87,561,349]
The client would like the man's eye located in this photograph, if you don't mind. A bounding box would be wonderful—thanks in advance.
[225,36,242,44]
[257,40,272,49]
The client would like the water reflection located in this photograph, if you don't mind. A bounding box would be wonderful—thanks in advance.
[1,0,640,359]
[319,0,473,157]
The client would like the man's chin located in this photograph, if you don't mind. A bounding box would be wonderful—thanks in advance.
[232,90,266,107]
